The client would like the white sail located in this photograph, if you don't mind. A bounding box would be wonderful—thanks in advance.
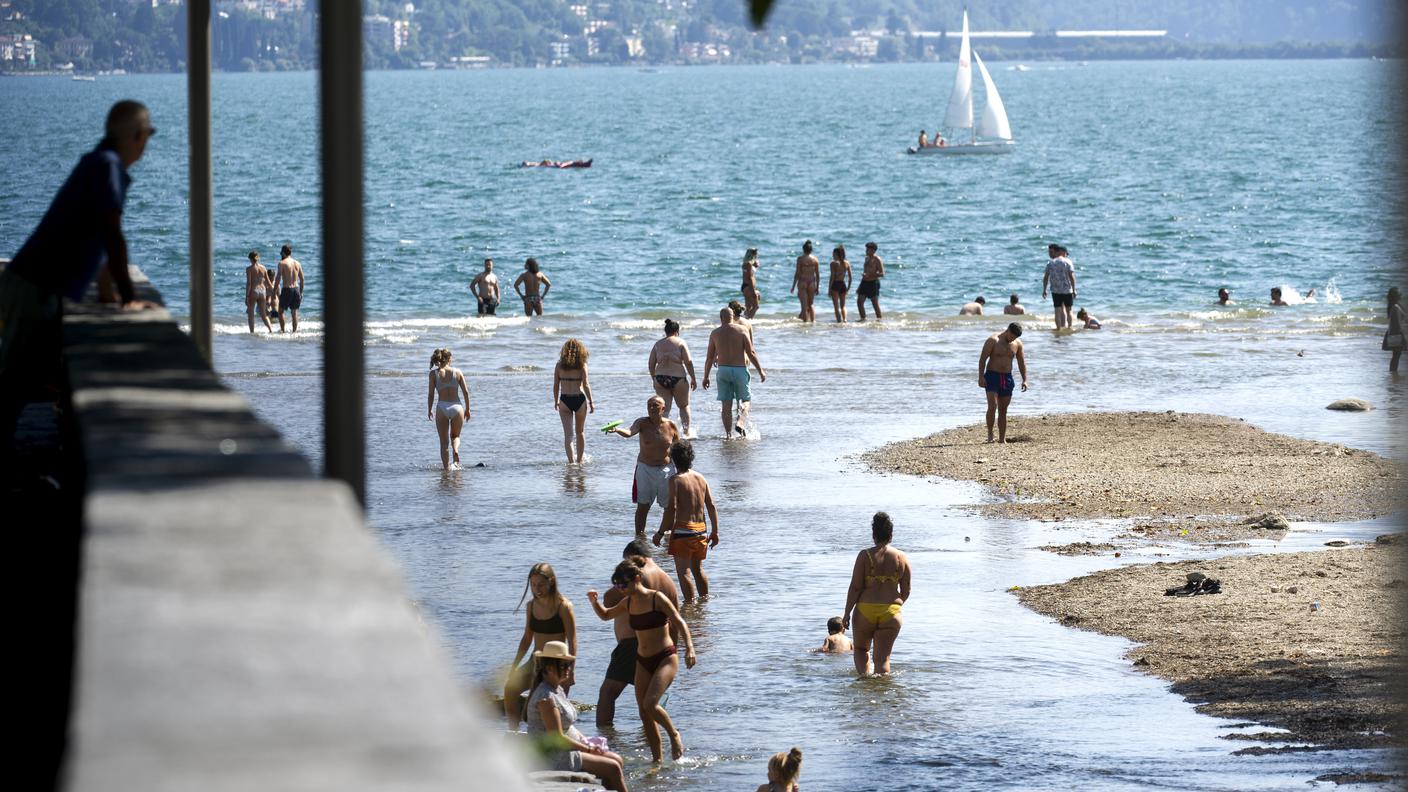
[973,51,1012,140]
[942,10,973,130]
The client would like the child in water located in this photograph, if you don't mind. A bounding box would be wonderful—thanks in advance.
[1077,308,1102,329]
[756,747,802,792]
[818,616,853,653]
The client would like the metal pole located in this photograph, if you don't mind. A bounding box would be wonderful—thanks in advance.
[321,0,365,505]
[187,0,212,363]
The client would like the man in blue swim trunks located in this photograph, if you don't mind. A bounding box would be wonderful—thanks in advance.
[702,307,766,438]
[978,323,1029,444]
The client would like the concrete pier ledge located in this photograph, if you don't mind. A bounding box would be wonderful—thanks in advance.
[49,269,530,791]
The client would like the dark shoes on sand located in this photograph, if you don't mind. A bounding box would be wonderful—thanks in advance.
[1164,571,1222,597]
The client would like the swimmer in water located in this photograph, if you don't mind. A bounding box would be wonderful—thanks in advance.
[1076,308,1101,329]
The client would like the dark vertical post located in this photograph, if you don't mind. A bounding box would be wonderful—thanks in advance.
[187,0,212,363]
[321,1,365,505]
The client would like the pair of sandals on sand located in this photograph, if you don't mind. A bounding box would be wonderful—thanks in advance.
[1164,571,1222,597]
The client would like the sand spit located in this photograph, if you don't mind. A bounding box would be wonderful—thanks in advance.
[864,411,1402,524]
[1018,538,1406,751]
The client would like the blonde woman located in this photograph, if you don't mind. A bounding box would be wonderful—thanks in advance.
[426,348,471,470]
[553,339,595,463]
[842,512,911,677]
[755,747,802,792]
[506,563,577,730]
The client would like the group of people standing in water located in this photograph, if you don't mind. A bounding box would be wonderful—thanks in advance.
[747,240,886,324]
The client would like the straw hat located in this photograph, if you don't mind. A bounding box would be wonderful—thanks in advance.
[532,640,575,662]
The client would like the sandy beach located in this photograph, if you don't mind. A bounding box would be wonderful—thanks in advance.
[865,411,1402,526]
[868,411,1405,752]
[1018,538,1405,752]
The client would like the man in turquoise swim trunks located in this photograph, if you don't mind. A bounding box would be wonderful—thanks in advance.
[702,307,766,437]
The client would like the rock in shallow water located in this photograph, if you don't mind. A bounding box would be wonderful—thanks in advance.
[1326,398,1373,411]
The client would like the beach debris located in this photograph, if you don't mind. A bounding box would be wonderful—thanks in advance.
[1242,512,1290,531]
[1326,398,1373,412]
[1310,602,1321,612]
[1286,586,1299,594]
[1324,540,1349,547]
[1375,534,1399,545]
[1164,571,1221,597]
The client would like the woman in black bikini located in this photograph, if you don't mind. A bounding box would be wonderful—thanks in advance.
[588,559,695,764]
[506,563,577,729]
[647,319,697,437]
[553,338,595,464]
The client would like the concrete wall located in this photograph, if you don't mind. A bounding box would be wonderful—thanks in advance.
[59,270,528,792]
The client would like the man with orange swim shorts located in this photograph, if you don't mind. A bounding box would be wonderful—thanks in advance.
[652,440,718,602]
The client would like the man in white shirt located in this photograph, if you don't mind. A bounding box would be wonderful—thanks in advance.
[1041,244,1077,330]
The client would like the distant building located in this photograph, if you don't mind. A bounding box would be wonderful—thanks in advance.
[363,14,393,49]
[0,32,36,67]
[624,35,643,58]
[569,5,587,19]
[54,35,92,60]
[550,38,571,63]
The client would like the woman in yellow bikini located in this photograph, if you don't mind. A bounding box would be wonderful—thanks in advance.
[841,512,911,676]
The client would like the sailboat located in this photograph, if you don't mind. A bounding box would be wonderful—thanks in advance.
[909,10,1014,155]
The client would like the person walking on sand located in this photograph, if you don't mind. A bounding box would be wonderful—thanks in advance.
[1004,294,1025,315]
[703,307,766,437]
[610,396,680,533]
[857,242,884,320]
[526,641,629,792]
[471,258,501,316]
[514,257,551,316]
[554,338,594,464]
[842,512,910,677]
[828,245,852,323]
[1384,287,1404,374]
[588,560,696,764]
[427,348,471,470]
[960,296,986,316]
[741,248,761,319]
[273,244,304,332]
[652,441,718,602]
[978,323,1029,444]
[597,540,680,728]
[244,251,274,333]
[1042,243,1076,330]
[506,563,577,731]
[756,747,803,792]
[791,240,820,323]
[649,319,697,437]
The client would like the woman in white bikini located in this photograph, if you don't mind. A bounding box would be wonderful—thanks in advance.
[426,348,471,470]
[791,239,820,323]
[243,251,274,333]
[842,512,911,676]
[647,319,696,437]
[553,339,594,464]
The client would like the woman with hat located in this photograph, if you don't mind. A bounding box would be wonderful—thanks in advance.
[526,641,629,792]
[588,559,696,764]
[841,512,911,677]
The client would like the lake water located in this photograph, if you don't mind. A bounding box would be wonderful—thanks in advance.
[3,61,1404,789]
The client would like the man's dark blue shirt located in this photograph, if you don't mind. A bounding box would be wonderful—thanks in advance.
[9,140,130,300]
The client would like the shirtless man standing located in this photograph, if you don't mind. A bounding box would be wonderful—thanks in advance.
[857,242,884,320]
[273,244,304,332]
[978,323,1029,443]
[740,248,761,319]
[653,441,718,602]
[596,537,680,727]
[513,257,551,316]
[702,308,766,437]
[470,258,500,316]
[244,251,274,333]
[611,396,680,533]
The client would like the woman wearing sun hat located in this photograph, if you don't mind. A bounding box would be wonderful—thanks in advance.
[525,641,629,791]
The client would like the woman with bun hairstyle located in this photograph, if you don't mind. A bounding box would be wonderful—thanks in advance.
[427,348,471,470]
[553,338,595,463]
[587,559,695,764]
[842,512,911,676]
[755,747,802,792]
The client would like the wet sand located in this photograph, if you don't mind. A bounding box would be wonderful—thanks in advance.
[1017,537,1406,751]
[865,411,1402,528]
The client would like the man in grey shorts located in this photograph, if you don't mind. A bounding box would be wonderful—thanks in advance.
[610,396,680,533]
[702,307,766,437]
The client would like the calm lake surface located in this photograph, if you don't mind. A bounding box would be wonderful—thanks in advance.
[3,61,1404,789]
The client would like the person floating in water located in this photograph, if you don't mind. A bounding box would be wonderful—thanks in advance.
[1217,288,1234,305]
[521,159,592,168]
[1077,308,1102,329]
[979,323,1029,444]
